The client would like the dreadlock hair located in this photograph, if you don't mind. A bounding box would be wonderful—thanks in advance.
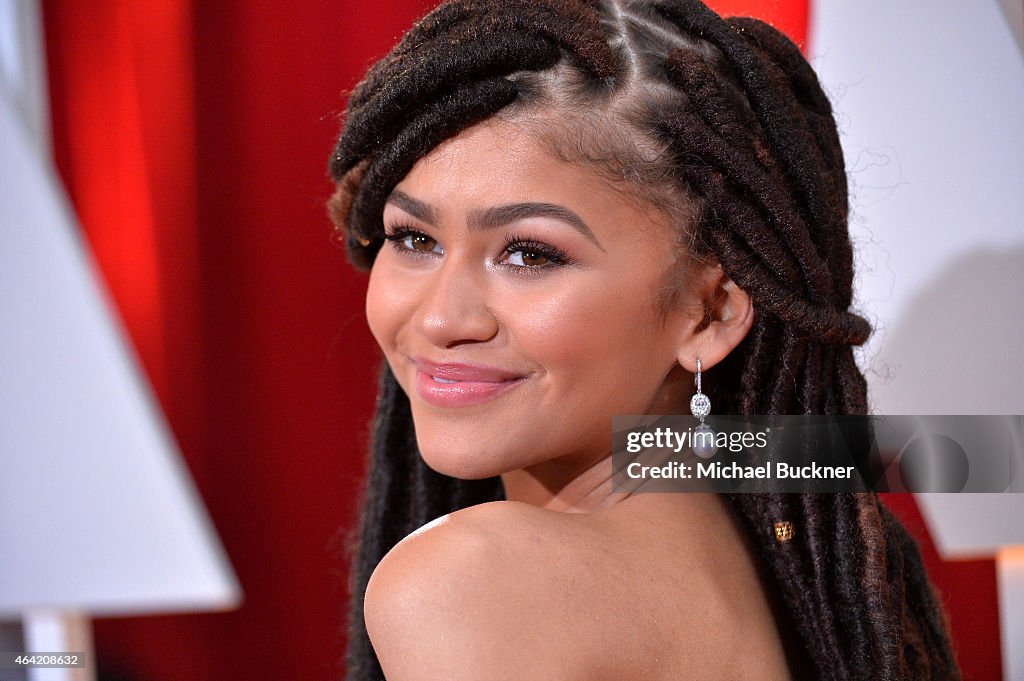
[326,1,962,679]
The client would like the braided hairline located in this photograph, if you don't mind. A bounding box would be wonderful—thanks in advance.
[333,0,615,179]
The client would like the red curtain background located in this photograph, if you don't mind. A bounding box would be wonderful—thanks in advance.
[41,2,1000,680]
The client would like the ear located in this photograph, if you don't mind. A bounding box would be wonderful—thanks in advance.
[675,263,754,372]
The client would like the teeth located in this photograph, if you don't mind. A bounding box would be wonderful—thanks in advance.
[432,376,457,384]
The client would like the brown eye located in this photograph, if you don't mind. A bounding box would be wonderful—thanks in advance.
[408,233,439,253]
[384,228,444,256]
[507,249,549,267]
[502,237,568,271]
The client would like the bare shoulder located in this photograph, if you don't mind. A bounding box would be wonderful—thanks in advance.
[364,498,791,681]
[364,500,596,680]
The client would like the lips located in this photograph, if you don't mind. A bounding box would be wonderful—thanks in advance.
[412,356,527,407]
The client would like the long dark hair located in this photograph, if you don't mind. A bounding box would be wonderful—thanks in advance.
[327,1,961,679]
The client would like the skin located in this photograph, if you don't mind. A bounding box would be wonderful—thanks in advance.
[362,117,792,680]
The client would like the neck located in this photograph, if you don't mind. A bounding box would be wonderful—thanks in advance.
[500,452,632,513]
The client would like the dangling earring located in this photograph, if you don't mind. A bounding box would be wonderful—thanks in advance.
[690,358,717,459]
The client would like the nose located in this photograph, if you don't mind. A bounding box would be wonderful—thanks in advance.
[412,255,499,348]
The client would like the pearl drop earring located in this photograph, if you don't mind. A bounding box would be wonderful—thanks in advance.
[690,358,718,459]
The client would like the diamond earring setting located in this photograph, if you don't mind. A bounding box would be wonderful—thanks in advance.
[690,358,717,459]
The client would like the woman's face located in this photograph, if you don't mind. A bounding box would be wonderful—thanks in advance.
[365,117,701,480]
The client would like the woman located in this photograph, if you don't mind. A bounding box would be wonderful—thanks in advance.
[327,0,961,678]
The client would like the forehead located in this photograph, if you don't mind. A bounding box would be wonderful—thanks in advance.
[391,117,673,238]
[397,117,581,198]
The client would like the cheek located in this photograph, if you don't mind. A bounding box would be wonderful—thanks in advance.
[506,272,670,379]
[365,254,412,354]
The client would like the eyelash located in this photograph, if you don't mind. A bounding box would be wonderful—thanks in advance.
[502,232,574,271]
[382,225,574,274]
[383,226,441,257]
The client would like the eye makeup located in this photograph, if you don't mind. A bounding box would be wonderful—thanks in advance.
[498,232,574,273]
[382,225,576,274]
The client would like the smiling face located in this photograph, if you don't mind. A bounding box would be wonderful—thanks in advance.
[365,116,705,481]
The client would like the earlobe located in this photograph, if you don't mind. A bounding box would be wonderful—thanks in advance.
[675,270,754,373]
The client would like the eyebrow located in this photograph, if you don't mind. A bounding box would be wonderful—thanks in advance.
[385,190,605,252]
[470,203,606,251]
[387,190,438,225]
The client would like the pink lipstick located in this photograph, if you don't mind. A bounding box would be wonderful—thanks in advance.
[413,356,527,407]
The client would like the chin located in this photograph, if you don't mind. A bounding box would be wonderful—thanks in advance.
[411,419,525,480]
[415,441,509,480]
[407,406,522,480]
